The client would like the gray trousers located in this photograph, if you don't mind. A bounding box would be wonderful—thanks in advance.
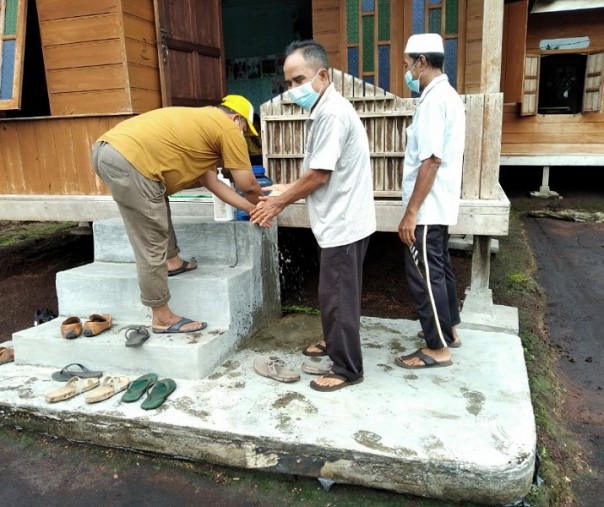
[319,236,371,382]
[404,224,461,350]
[91,141,180,307]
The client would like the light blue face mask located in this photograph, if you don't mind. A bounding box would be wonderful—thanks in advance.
[405,59,421,94]
[289,71,322,110]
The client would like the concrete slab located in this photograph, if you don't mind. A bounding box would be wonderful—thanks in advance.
[0,315,535,505]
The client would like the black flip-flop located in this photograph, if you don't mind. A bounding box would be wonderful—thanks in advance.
[168,258,197,276]
[51,363,103,382]
[152,318,207,334]
[302,341,328,357]
[125,326,150,347]
[395,349,452,369]
[309,373,364,392]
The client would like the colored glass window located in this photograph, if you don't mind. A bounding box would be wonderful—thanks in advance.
[378,0,390,41]
[0,0,26,109]
[444,38,457,89]
[347,0,359,44]
[348,47,360,78]
[362,0,375,11]
[0,40,15,99]
[429,0,441,5]
[445,0,458,34]
[364,76,374,85]
[412,0,425,34]
[378,45,390,91]
[4,0,18,35]
[428,8,441,33]
[362,15,375,72]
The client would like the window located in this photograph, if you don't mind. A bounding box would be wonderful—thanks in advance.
[522,52,604,115]
[538,54,586,114]
[0,0,27,110]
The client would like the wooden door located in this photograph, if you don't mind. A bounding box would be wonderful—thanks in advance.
[154,0,225,107]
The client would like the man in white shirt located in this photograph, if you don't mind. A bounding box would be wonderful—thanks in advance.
[251,40,376,391]
[396,33,466,369]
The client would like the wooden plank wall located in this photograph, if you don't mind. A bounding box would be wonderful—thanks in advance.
[501,9,604,156]
[312,0,341,72]
[122,0,161,113]
[501,105,604,155]
[0,115,131,195]
[36,0,131,115]
[463,0,483,93]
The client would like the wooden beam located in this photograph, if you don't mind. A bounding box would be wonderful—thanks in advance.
[480,0,504,93]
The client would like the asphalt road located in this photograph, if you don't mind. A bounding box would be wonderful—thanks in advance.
[523,216,604,507]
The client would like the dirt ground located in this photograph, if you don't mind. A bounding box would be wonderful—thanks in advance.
[0,166,602,505]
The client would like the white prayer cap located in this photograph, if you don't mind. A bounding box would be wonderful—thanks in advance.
[404,33,444,54]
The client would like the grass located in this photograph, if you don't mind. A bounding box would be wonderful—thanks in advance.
[282,305,320,315]
[0,221,78,247]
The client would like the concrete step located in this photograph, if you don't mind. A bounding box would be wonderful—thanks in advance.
[11,317,233,380]
[56,261,252,327]
[93,217,264,265]
[14,215,282,380]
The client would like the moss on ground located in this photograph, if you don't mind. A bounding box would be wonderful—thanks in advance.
[0,221,78,246]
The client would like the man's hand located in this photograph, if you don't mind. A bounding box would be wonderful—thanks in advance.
[250,196,283,227]
[398,211,417,246]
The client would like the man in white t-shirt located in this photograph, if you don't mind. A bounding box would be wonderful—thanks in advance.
[251,40,376,391]
[396,33,466,369]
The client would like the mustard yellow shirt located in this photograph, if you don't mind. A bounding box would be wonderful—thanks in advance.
[99,107,251,195]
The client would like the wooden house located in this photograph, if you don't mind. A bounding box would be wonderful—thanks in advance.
[499,0,604,192]
[3,0,596,302]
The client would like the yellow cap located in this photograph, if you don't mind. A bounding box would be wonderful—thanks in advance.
[220,94,258,136]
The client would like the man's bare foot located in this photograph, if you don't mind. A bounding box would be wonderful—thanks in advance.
[398,347,451,368]
[309,372,364,391]
[312,372,345,389]
[302,340,327,357]
[151,316,206,333]
[166,256,197,273]
[151,304,205,333]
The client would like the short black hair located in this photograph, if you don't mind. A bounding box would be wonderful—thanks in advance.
[408,52,444,71]
[284,39,329,70]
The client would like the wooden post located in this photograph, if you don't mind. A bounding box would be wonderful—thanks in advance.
[468,0,504,300]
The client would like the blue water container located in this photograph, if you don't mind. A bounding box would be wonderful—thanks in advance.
[236,165,273,221]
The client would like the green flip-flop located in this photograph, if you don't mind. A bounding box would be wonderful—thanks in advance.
[141,378,177,410]
[120,373,158,403]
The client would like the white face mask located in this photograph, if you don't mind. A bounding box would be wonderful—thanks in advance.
[289,70,323,110]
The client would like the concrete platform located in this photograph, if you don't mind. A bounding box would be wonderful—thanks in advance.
[0,315,536,505]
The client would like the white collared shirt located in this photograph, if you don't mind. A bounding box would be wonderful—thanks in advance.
[303,84,376,248]
[402,74,466,225]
